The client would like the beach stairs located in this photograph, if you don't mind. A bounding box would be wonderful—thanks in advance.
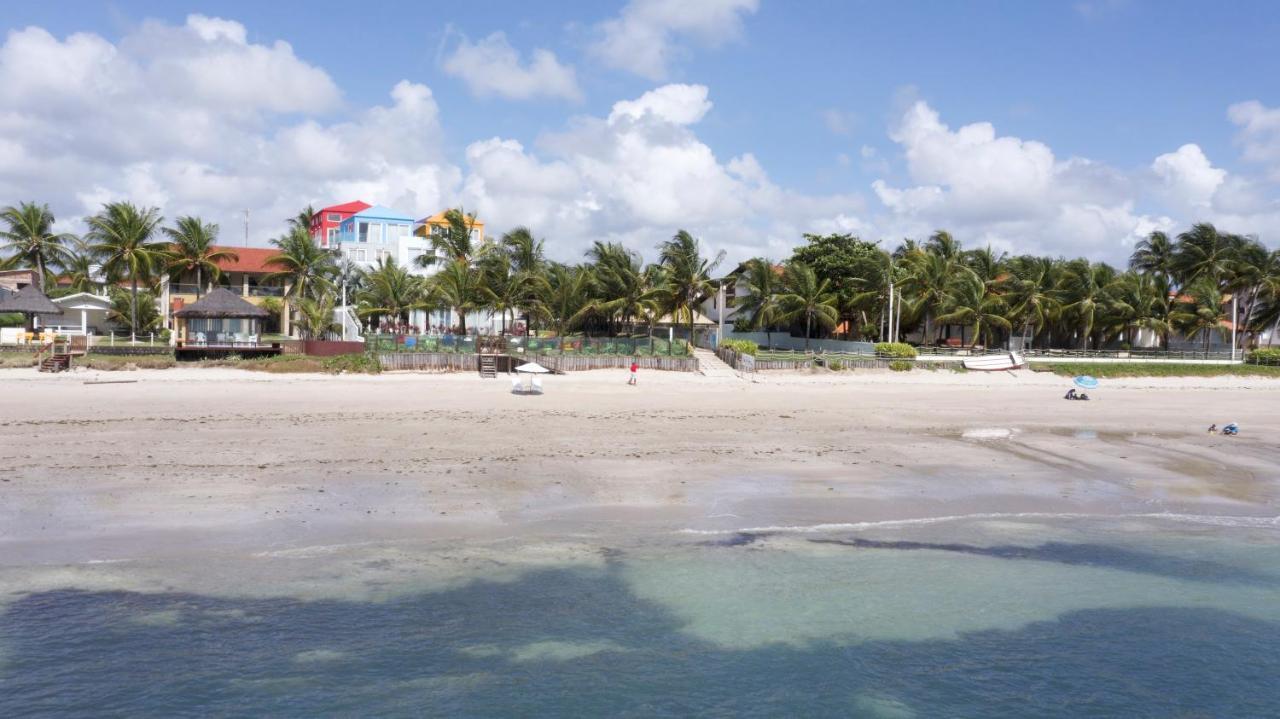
[693,348,740,380]
[39,353,71,373]
[478,354,497,378]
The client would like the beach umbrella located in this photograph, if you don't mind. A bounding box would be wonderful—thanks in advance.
[1073,375,1099,390]
[514,361,550,393]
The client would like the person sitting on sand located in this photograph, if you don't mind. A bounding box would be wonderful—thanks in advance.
[1064,388,1077,400]
[1208,424,1218,434]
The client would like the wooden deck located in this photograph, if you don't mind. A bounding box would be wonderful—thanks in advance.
[175,343,283,360]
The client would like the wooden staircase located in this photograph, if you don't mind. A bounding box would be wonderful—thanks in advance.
[478,354,497,378]
[40,353,71,373]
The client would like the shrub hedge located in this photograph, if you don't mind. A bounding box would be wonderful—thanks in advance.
[1246,348,1280,366]
[874,342,917,359]
[720,339,758,356]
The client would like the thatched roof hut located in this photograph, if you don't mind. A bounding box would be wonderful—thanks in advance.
[174,287,269,319]
[0,284,63,315]
[0,284,64,331]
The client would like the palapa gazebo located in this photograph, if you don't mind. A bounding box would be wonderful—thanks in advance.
[0,284,64,332]
[173,287,269,347]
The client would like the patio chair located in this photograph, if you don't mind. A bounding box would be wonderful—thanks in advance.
[248,334,259,345]
[511,377,522,393]
[532,376,544,394]
[195,332,207,345]
[234,333,248,345]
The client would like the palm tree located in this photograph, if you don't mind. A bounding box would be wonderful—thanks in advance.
[900,249,953,344]
[1001,256,1061,348]
[544,264,592,336]
[658,230,723,347]
[1171,279,1228,353]
[60,251,100,295]
[1174,223,1239,287]
[417,208,484,269]
[1105,273,1172,348]
[934,271,1012,348]
[1060,260,1116,350]
[264,227,337,302]
[288,205,317,233]
[736,258,784,348]
[777,262,840,351]
[86,202,167,341]
[163,216,237,298]
[0,202,75,288]
[356,256,425,326]
[295,294,340,340]
[1130,230,1177,284]
[106,287,162,334]
[431,259,493,334]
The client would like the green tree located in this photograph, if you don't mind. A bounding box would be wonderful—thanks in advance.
[163,216,237,298]
[288,205,317,233]
[934,271,1012,348]
[1060,260,1116,350]
[1171,279,1228,353]
[430,259,493,334]
[0,202,75,288]
[86,202,167,341]
[106,287,162,335]
[790,233,883,337]
[264,227,337,302]
[777,262,840,351]
[736,258,784,348]
[356,256,425,326]
[658,230,723,347]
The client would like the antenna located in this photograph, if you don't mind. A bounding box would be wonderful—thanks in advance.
[244,209,250,247]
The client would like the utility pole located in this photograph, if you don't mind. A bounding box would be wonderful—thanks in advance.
[717,282,725,349]
[887,278,895,343]
[243,209,250,247]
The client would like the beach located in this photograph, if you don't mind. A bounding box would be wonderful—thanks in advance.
[3,367,1280,717]
[2,366,1278,561]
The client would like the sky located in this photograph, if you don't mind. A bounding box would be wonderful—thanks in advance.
[2,0,1279,265]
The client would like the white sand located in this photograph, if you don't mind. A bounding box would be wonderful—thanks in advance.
[1,366,1278,566]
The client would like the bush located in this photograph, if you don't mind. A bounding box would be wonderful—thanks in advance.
[1246,348,1280,366]
[720,338,758,356]
[888,360,913,372]
[874,342,917,359]
[828,360,845,371]
[322,352,382,374]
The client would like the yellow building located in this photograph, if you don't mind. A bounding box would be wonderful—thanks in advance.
[414,210,485,244]
[161,246,292,339]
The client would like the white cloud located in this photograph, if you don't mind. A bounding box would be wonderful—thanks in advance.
[1151,143,1225,212]
[823,109,855,136]
[1228,100,1280,181]
[871,100,1169,258]
[442,31,581,102]
[607,83,711,125]
[589,0,759,80]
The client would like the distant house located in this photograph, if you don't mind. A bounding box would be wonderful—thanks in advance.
[311,200,371,249]
[161,246,290,337]
[414,210,486,252]
[334,205,426,271]
[40,293,118,335]
[0,268,40,293]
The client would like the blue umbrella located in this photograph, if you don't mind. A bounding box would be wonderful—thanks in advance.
[1073,375,1099,390]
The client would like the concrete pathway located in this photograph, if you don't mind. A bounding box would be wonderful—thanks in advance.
[693,348,742,380]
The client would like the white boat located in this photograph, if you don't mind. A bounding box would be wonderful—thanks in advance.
[962,352,1026,371]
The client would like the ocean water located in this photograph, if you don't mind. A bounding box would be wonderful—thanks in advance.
[2,514,1280,718]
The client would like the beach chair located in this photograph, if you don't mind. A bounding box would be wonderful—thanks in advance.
[532,376,544,394]
[511,377,522,394]
[248,334,259,346]
[195,332,207,345]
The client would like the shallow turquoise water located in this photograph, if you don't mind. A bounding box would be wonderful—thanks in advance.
[3,515,1279,717]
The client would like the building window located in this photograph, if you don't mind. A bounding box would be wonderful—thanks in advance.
[352,249,367,262]
[327,228,338,244]
[327,213,341,222]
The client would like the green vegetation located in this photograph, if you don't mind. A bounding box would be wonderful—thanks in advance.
[888,360,914,372]
[874,342,918,359]
[1035,362,1280,378]
[719,339,758,356]
[1246,348,1280,366]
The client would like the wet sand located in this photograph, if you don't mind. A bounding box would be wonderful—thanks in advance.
[1,366,1278,565]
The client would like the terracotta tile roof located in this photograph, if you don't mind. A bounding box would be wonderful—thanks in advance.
[167,246,283,274]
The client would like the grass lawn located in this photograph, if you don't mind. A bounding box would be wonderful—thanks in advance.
[1034,362,1280,378]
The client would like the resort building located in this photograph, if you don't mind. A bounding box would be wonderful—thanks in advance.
[160,246,290,337]
[333,205,433,271]
[311,200,371,249]
[0,268,40,293]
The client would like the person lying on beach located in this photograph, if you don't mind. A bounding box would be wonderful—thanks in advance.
[1064,389,1077,400]
[1222,423,1239,436]
[1077,392,1090,401]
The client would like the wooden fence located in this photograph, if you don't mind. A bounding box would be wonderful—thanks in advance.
[378,352,697,373]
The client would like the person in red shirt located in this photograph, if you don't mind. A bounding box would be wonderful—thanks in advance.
[628,360,638,385]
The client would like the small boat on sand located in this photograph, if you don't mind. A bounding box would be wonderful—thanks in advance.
[962,352,1026,371]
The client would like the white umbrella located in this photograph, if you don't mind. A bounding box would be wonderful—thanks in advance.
[514,361,550,393]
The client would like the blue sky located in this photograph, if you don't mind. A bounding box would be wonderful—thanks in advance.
[2,1,1278,262]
